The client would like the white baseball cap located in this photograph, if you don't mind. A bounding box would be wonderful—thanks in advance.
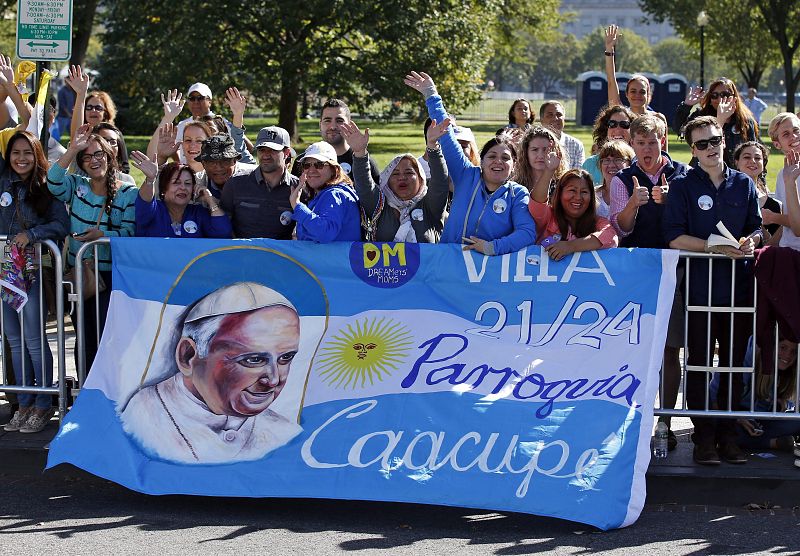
[453,126,475,144]
[187,82,213,99]
[298,141,339,166]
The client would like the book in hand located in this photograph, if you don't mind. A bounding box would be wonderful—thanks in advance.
[706,221,742,249]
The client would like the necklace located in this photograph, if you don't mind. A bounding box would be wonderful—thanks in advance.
[155,382,198,461]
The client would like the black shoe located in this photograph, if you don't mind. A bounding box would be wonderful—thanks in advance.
[667,429,678,451]
[693,443,721,465]
[718,442,747,464]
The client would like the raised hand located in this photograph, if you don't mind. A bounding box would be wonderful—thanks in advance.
[0,54,15,87]
[224,87,247,118]
[289,175,306,209]
[69,124,92,152]
[156,123,181,159]
[404,71,437,97]
[652,173,668,204]
[426,117,452,148]
[339,120,370,155]
[783,148,800,186]
[161,89,185,122]
[545,148,562,172]
[716,96,735,125]
[65,65,90,94]
[629,175,650,207]
[604,25,619,52]
[129,150,159,181]
[685,86,704,106]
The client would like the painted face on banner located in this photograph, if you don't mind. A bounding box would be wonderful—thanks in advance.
[183,306,300,417]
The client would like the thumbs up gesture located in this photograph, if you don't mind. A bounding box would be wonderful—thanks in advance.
[652,174,669,204]
[629,175,650,208]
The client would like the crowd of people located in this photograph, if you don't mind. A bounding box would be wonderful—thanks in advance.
[0,26,799,468]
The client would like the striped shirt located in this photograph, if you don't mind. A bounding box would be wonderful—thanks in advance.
[47,164,138,271]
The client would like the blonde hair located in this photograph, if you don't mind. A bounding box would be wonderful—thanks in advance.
[768,112,800,143]
[629,114,666,139]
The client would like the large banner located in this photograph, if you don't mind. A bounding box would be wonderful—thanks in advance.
[48,239,677,530]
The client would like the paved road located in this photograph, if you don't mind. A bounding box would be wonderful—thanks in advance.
[0,469,798,555]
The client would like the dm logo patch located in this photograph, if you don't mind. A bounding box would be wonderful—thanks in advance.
[349,242,420,288]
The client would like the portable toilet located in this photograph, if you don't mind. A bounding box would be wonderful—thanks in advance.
[658,73,688,128]
[576,71,607,126]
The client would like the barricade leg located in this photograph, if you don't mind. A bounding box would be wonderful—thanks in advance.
[2,279,54,409]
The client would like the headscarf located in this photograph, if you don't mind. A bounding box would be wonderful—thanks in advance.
[378,154,428,243]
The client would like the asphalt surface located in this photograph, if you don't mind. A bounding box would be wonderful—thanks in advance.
[1,468,799,555]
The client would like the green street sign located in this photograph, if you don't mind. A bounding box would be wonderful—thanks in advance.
[16,0,72,61]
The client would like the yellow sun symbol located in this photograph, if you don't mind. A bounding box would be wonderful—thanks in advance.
[316,317,414,388]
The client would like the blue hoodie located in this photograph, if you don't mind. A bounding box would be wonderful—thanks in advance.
[294,183,361,243]
[426,95,536,255]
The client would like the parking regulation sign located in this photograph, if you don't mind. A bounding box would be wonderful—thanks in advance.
[16,0,72,61]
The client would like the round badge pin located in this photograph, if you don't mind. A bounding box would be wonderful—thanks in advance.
[492,198,507,214]
[698,195,713,211]
[76,184,88,198]
[0,192,11,207]
[280,210,293,226]
[183,220,198,234]
[340,162,352,175]
[411,208,423,221]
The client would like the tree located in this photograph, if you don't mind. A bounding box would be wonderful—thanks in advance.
[573,27,659,75]
[639,0,781,91]
[526,34,581,93]
[754,1,800,112]
[99,0,505,136]
[652,37,735,84]
[484,0,565,91]
[71,0,99,66]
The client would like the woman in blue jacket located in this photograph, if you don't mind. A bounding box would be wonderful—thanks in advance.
[291,142,361,243]
[405,71,536,255]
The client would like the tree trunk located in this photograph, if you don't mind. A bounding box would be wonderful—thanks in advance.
[782,54,799,114]
[278,74,300,141]
[70,0,99,66]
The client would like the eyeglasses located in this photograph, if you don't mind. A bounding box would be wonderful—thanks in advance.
[79,151,106,163]
[302,161,329,171]
[692,136,723,150]
[85,104,105,112]
[187,96,207,102]
[600,157,629,166]
[607,120,631,129]
[709,91,734,100]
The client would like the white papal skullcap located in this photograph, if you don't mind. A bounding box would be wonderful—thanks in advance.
[184,282,296,323]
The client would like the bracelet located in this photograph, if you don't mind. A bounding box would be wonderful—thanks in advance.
[426,145,441,154]
[208,204,221,212]
[604,51,614,57]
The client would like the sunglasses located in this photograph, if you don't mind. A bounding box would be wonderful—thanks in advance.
[302,161,329,170]
[692,136,723,150]
[85,104,105,112]
[187,96,207,102]
[709,91,734,100]
[607,120,631,129]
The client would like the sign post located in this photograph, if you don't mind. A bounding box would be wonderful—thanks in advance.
[16,0,72,61]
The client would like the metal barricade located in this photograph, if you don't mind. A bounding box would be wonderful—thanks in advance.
[71,237,111,388]
[655,251,800,422]
[0,238,68,420]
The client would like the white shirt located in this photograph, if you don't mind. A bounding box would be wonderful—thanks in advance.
[775,170,800,251]
[120,373,302,464]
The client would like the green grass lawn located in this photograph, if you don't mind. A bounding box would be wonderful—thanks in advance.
[120,118,785,191]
